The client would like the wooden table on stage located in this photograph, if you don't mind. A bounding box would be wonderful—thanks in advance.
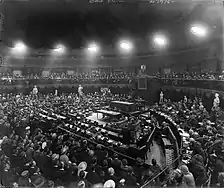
[110,101,135,112]
[96,109,121,119]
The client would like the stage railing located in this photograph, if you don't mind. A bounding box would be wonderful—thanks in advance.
[157,78,224,92]
[0,78,132,85]
[139,125,156,150]
[147,125,156,143]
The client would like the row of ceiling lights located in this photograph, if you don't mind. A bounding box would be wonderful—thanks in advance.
[10,23,209,57]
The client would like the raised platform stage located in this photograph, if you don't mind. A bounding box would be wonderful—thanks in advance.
[110,101,136,112]
[96,109,121,119]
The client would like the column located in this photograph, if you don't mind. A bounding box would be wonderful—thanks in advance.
[0,1,3,66]
[212,0,224,71]
[222,2,224,70]
[0,1,3,41]
[217,0,224,70]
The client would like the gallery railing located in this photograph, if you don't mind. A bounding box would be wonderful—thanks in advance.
[157,78,224,91]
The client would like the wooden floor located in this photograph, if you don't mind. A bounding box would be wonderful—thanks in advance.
[145,140,165,167]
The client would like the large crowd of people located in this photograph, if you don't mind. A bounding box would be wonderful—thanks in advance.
[0,73,224,188]
[0,92,164,188]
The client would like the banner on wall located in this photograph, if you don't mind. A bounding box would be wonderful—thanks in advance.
[13,70,22,76]
[67,70,74,76]
[138,77,147,90]
[42,70,50,77]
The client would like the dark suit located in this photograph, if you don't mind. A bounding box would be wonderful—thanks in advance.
[124,174,137,186]
[105,174,119,183]
[112,158,122,171]
[86,171,101,184]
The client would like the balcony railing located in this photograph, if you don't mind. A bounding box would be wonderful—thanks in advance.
[157,78,224,92]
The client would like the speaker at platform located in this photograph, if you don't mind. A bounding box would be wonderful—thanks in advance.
[138,76,147,90]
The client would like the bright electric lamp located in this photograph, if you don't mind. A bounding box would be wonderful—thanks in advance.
[13,42,27,54]
[87,43,100,53]
[153,35,168,48]
[119,40,134,52]
[190,25,208,38]
[53,44,66,53]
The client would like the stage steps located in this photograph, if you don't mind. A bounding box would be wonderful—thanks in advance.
[162,137,171,145]
[162,137,176,171]
[165,148,175,171]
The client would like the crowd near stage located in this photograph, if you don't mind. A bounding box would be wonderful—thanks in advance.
[36,98,168,166]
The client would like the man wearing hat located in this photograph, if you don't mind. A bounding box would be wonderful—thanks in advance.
[33,176,45,188]
[104,180,115,188]
[18,170,31,187]
[86,165,101,185]
[106,167,118,183]
[78,161,88,177]
[180,165,196,188]
[124,166,138,187]
[210,153,224,186]
[77,180,86,188]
